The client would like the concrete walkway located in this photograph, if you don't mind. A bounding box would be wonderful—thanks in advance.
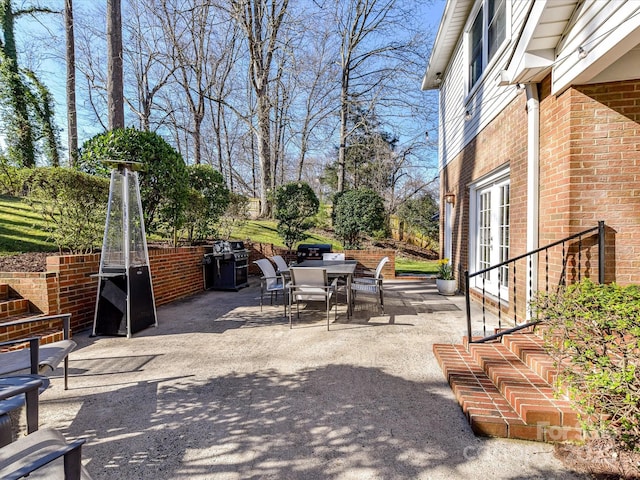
[37,279,587,479]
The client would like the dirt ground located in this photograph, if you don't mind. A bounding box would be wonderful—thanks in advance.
[0,251,56,272]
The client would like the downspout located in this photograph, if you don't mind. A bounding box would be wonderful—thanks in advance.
[525,84,539,321]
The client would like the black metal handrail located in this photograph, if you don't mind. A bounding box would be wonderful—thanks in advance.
[465,221,605,343]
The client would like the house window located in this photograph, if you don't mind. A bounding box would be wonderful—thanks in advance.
[470,171,510,297]
[468,0,507,89]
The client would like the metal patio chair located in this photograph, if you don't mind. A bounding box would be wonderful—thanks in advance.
[254,259,287,317]
[350,256,389,313]
[288,267,338,330]
[270,255,290,275]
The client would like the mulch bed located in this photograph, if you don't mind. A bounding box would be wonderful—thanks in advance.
[555,438,640,479]
[0,252,57,273]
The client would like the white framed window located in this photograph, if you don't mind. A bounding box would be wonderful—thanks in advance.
[469,167,510,298]
[467,0,507,90]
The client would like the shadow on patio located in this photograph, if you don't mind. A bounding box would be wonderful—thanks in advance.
[36,279,581,479]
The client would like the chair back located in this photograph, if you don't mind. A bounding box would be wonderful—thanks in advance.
[289,267,329,301]
[374,256,390,279]
[322,252,345,261]
[254,259,280,290]
[270,255,289,273]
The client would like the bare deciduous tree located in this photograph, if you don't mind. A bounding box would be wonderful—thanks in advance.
[123,0,177,132]
[231,0,289,217]
[331,0,422,192]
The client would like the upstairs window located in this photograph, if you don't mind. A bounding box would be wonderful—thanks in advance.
[468,0,506,89]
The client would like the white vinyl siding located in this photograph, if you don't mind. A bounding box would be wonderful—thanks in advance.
[438,0,530,171]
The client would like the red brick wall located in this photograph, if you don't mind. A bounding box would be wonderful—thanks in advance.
[441,93,529,307]
[1,248,207,335]
[448,76,640,322]
[46,254,100,333]
[148,247,206,305]
[0,272,59,315]
[539,78,640,285]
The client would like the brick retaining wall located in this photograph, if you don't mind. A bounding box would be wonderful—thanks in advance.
[1,245,395,337]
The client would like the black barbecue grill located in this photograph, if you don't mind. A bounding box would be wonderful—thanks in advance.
[296,243,332,263]
[203,240,249,290]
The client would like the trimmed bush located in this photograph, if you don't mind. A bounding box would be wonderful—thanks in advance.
[531,279,640,450]
[273,182,319,251]
[23,167,109,253]
[79,128,190,240]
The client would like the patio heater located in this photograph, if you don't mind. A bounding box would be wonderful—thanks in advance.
[92,160,157,338]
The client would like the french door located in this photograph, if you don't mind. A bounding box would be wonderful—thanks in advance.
[473,177,510,297]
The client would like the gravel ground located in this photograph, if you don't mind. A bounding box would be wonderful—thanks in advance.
[34,279,589,480]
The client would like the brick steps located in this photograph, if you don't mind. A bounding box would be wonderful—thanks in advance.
[0,298,30,320]
[434,331,585,443]
[0,286,62,346]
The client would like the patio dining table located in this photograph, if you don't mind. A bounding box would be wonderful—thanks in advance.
[290,260,357,317]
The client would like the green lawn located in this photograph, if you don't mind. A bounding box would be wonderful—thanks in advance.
[232,220,341,249]
[0,195,56,255]
[395,257,439,276]
[0,195,436,275]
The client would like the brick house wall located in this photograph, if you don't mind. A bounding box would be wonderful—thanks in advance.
[444,76,640,321]
[441,92,529,311]
[539,77,640,285]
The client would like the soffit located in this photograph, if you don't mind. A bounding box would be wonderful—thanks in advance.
[422,0,474,90]
[503,0,579,84]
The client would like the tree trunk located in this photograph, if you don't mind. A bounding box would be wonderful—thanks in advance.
[106,0,124,129]
[337,87,348,192]
[256,95,271,217]
[65,0,78,166]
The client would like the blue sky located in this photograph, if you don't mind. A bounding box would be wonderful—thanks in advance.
[13,0,446,166]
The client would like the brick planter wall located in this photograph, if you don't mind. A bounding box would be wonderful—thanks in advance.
[0,272,59,316]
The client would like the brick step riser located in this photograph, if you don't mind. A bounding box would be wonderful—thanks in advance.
[501,333,567,390]
[433,343,585,442]
[467,342,577,428]
[0,284,8,301]
[0,299,30,320]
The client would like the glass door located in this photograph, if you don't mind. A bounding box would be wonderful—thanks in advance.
[473,178,510,297]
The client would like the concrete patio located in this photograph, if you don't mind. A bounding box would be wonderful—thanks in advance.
[34,278,586,479]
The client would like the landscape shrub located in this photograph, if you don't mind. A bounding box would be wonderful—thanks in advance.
[531,279,640,450]
[333,188,385,249]
[272,182,319,251]
[216,193,249,240]
[0,157,26,195]
[79,128,189,241]
[397,193,439,242]
[183,165,230,243]
[23,167,109,253]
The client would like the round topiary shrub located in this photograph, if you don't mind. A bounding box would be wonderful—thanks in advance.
[78,128,189,238]
[273,182,319,250]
